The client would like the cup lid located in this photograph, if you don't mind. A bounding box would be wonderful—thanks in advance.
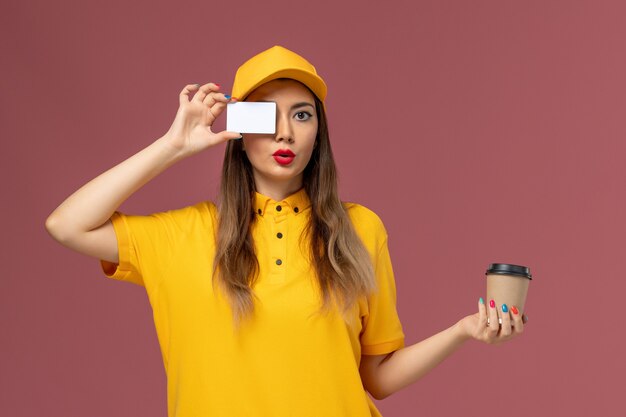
[485,263,532,280]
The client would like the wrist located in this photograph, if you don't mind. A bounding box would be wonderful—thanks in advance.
[452,318,472,343]
[156,135,188,163]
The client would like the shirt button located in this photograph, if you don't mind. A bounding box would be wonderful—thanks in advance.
[294,207,299,213]
[257,208,262,215]
[276,205,282,212]
[277,232,283,239]
[276,259,283,265]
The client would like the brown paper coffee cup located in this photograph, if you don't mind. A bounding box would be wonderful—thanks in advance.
[485,263,532,324]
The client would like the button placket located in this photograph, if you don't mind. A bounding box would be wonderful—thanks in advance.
[269,201,288,280]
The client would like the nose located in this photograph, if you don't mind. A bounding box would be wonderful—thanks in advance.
[275,112,294,143]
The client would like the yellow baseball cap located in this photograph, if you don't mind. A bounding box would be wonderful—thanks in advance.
[231,45,327,103]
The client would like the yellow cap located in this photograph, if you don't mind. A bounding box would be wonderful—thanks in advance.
[231,45,327,103]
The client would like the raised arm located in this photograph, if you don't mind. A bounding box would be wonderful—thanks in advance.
[45,82,240,263]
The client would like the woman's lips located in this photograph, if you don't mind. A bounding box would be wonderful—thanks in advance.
[273,149,295,165]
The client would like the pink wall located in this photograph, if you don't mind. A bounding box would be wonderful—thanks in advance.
[2,0,624,415]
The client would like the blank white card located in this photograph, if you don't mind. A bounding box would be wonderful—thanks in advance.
[226,102,276,134]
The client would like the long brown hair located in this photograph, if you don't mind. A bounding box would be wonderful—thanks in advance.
[213,82,377,329]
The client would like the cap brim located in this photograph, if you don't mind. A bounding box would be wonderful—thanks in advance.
[238,68,327,103]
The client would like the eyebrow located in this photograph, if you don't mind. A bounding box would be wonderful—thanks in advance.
[257,100,315,110]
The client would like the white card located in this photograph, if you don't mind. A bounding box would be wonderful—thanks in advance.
[226,102,276,134]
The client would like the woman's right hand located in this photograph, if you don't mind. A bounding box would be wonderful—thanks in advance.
[162,82,242,158]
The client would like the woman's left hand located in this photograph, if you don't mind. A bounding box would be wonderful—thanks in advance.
[458,298,527,345]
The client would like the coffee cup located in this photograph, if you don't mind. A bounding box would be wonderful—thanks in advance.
[485,263,532,325]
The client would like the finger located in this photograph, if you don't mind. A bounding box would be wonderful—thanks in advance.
[213,130,244,142]
[499,304,512,337]
[203,92,233,108]
[486,299,499,339]
[511,306,524,334]
[179,84,201,105]
[207,100,231,125]
[478,297,487,327]
[193,82,221,103]
[522,314,529,324]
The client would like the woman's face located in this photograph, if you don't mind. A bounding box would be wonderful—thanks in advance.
[242,79,318,195]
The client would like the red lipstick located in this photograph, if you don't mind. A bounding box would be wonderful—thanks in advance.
[272,149,296,165]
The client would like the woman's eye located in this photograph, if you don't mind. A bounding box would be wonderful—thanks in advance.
[295,111,312,121]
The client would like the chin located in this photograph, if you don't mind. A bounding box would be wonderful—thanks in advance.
[265,168,304,182]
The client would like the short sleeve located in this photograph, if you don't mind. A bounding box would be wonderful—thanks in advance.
[359,224,405,355]
[99,201,215,292]
[361,234,404,355]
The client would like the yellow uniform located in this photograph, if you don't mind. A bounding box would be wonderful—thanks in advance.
[100,188,405,416]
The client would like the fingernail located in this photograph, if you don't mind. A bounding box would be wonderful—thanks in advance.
[215,83,221,87]
[193,83,200,87]
[235,133,243,139]
[489,299,495,308]
[511,306,519,315]
[224,94,231,99]
[502,304,508,313]
[479,297,484,304]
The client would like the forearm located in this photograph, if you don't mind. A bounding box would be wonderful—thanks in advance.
[375,321,470,399]
[46,135,183,238]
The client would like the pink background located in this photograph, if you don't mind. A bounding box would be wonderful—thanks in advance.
[2,0,624,416]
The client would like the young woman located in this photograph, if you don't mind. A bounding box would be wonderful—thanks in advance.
[46,45,527,417]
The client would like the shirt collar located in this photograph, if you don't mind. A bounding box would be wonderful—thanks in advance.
[254,187,311,216]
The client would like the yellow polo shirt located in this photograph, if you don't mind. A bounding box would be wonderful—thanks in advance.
[100,188,405,417]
